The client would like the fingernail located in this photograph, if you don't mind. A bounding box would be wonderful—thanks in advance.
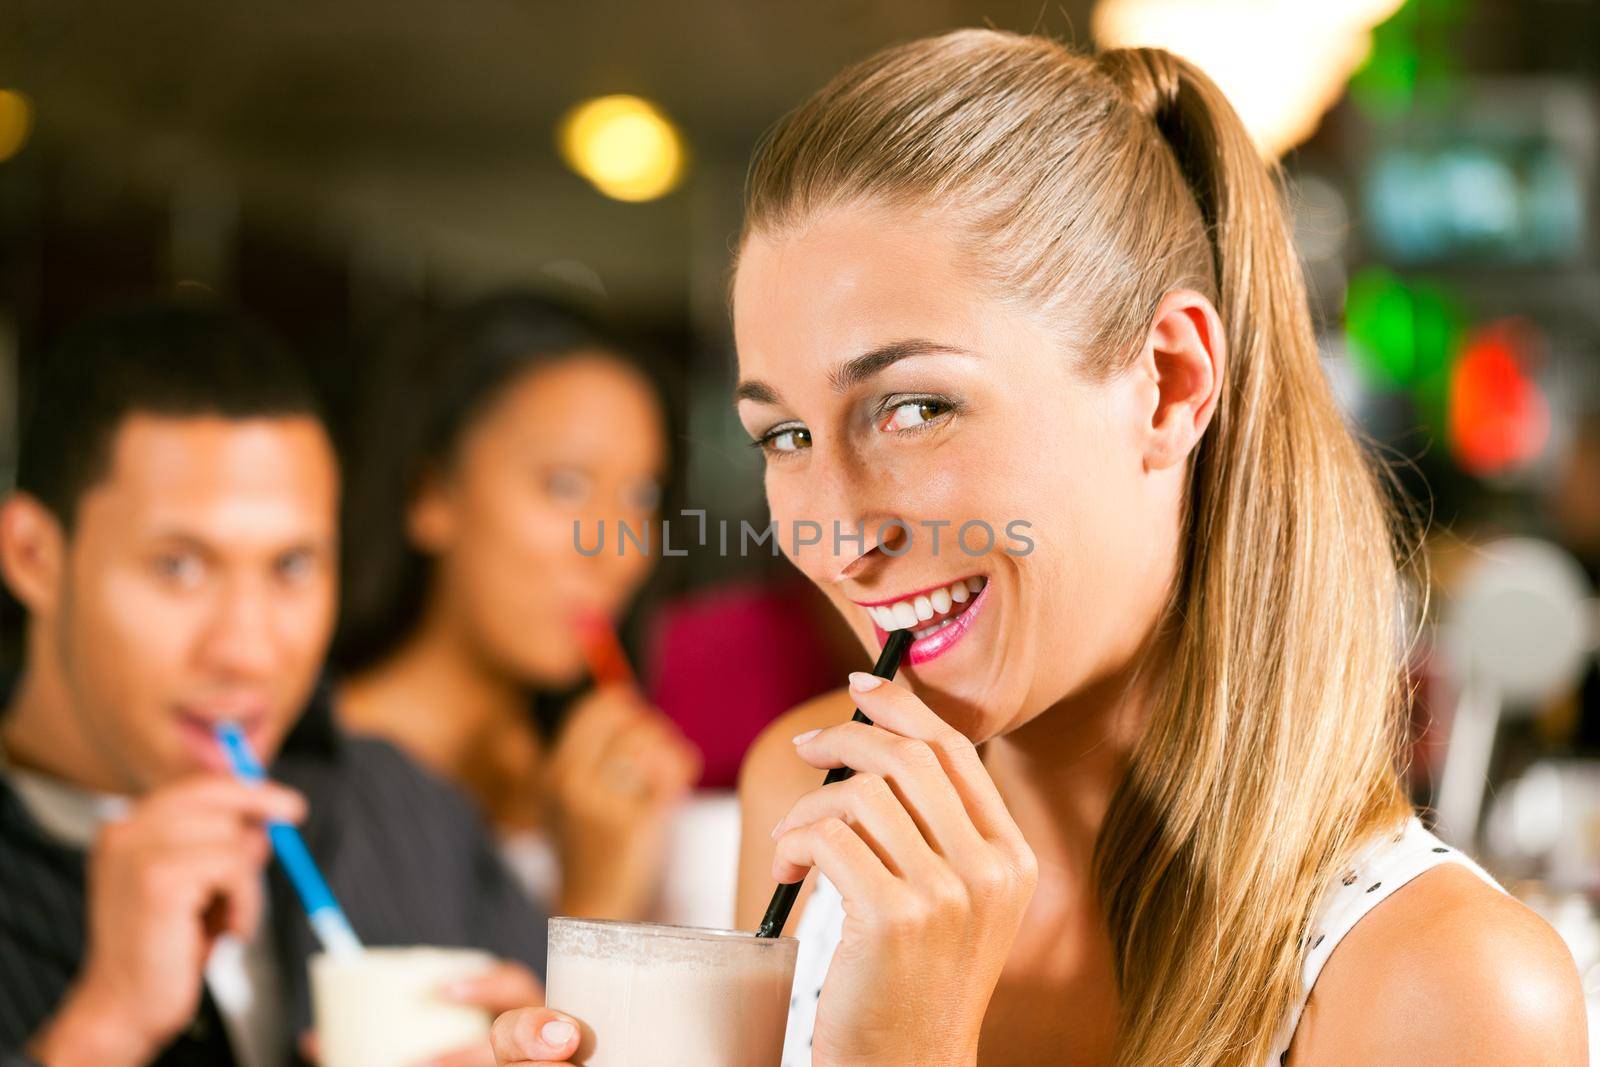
[542,1019,577,1046]
[848,672,884,691]
[791,729,820,745]
[770,817,785,839]
[439,980,470,1000]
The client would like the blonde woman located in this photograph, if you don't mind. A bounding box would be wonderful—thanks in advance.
[490,31,1585,1066]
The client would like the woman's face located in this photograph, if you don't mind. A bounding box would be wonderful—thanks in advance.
[733,204,1189,742]
[414,353,666,685]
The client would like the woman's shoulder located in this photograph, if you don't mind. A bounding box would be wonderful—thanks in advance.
[738,688,858,808]
[1294,861,1586,1064]
[733,689,857,929]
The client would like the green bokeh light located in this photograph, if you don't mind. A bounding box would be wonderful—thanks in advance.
[1344,266,1465,431]
[1349,0,1469,117]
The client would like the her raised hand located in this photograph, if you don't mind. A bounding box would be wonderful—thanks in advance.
[770,673,1037,1067]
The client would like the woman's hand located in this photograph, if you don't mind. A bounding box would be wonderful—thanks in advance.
[488,1007,583,1066]
[545,685,702,919]
[771,673,1038,1067]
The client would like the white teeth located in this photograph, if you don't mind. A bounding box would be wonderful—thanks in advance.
[913,616,958,640]
[864,576,988,633]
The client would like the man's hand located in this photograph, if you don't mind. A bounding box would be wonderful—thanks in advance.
[27,774,305,1067]
[420,961,545,1067]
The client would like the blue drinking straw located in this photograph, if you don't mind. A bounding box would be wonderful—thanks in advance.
[214,722,363,957]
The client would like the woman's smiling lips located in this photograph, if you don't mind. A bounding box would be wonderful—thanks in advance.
[855,575,989,665]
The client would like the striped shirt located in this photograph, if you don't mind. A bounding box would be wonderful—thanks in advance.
[0,683,549,1067]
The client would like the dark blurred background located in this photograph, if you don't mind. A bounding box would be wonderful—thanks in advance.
[2,0,1598,541]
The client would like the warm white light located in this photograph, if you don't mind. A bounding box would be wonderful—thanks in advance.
[1092,0,1407,157]
[558,94,687,203]
[0,90,33,164]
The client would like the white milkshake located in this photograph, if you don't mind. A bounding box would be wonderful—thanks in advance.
[311,946,496,1067]
[545,917,799,1067]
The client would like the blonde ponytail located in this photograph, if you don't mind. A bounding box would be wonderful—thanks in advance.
[1091,46,1412,1065]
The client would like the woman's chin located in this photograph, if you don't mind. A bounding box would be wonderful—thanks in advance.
[892,673,999,740]
[505,646,588,690]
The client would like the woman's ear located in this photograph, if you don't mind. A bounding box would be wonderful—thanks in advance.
[0,493,67,617]
[1137,288,1226,471]
[405,471,456,554]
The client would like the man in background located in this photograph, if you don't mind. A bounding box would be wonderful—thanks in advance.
[0,301,546,1067]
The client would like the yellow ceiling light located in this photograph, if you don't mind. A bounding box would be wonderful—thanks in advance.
[1092,0,1407,158]
[0,89,34,163]
[558,94,687,202]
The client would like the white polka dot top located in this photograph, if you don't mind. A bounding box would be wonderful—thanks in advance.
[779,816,1503,1066]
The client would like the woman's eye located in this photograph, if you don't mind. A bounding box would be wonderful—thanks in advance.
[623,479,662,513]
[879,398,951,433]
[755,425,812,456]
[274,549,317,583]
[544,467,592,503]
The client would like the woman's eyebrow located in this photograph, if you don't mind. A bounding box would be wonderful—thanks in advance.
[733,338,973,407]
[829,338,972,391]
[733,378,781,405]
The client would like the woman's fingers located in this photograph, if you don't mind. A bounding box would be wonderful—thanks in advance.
[840,674,1024,849]
[770,773,944,882]
[567,698,699,811]
[629,716,702,803]
[791,720,984,860]
[489,1008,581,1065]
[770,814,901,902]
[604,716,670,798]
[550,687,639,786]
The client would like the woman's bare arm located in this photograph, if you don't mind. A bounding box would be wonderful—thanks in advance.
[734,689,859,933]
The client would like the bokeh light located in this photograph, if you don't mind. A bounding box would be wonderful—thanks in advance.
[1344,266,1463,392]
[557,94,687,203]
[0,90,33,163]
[1448,320,1550,476]
[1092,0,1407,156]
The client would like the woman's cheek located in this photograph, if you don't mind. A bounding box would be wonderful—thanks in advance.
[764,486,813,570]
[613,533,655,593]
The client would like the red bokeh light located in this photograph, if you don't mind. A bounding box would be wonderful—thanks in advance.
[1447,319,1550,476]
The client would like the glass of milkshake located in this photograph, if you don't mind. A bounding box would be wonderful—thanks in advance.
[311,946,496,1067]
[545,917,799,1067]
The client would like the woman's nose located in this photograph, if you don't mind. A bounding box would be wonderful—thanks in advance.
[833,516,911,583]
[783,445,914,580]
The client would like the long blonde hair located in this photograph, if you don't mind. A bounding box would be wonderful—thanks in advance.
[740,30,1413,1066]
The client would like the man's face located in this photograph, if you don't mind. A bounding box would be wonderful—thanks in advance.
[53,414,338,790]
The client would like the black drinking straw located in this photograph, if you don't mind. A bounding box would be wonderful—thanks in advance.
[756,627,914,938]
